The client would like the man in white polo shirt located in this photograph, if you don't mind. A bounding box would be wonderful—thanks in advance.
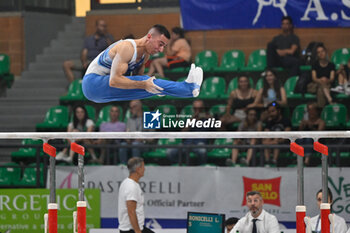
[231,191,280,233]
[118,157,154,233]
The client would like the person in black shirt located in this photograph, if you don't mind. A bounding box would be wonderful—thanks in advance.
[262,102,291,166]
[221,76,258,129]
[266,16,301,77]
[307,44,335,107]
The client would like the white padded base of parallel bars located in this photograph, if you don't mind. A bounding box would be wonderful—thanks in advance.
[304,216,312,233]
[77,201,86,207]
[48,203,58,209]
[296,205,306,212]
[304,216,311,224]
[44,213,48,233]
[321,203,331,209]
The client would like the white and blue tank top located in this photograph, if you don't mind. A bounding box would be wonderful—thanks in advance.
[85,39,145,76]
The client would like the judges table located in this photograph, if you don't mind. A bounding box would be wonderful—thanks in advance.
[90,229,296,233]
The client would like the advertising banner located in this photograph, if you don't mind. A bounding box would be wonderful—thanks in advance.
[0,189,100,233]
[54,166,350,224]
[180,0,350,30]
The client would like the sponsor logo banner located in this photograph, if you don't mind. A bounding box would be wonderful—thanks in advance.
[0,189,100,233]
[242,176,281,207]
[54,166,350,222]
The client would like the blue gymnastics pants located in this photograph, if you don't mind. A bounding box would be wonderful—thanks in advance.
[82,73,198,103]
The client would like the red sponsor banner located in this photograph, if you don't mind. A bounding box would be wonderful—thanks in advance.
[242,176,282,207]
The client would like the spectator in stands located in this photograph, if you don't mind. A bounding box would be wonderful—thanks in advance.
[167,100,208,165]
[310,188,347,233]
[332,57,350,95]
[231,191,280,233]
[63,19,114,84]
[119,100,151,164]
[146,27,191,77]
[296,102,325,166]
[248,69,287,121]
[226,108,262,167]
[307,44,335,107]
[266,16,301,77]
[94,106,126,164]
[262,102,291,166]
[221,76,257,129]
[56,105,97,163]
[225,217,239,233]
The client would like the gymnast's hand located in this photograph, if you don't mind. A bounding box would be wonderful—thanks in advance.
[144,76,163,94]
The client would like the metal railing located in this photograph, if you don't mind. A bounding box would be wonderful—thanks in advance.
[0,140,349,188]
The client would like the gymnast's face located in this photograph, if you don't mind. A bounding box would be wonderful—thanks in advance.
[146,33,168,55]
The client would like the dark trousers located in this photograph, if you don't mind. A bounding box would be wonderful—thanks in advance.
[120,227,155,233]
[267,41,301,77]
